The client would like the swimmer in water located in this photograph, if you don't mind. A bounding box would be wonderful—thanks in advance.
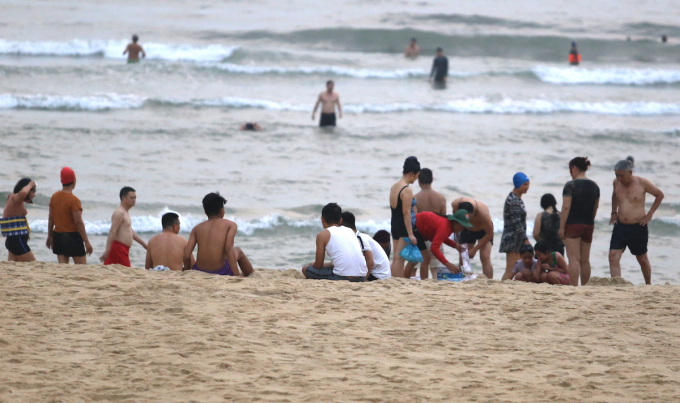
[429,47,448,86]
[569,41,581,66]
[404,38,420,59]
[123,35,146,63]
[239,122,262,131]
[312,80,342,127]
[661,35,668,43]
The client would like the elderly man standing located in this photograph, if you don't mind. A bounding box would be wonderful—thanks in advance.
[609,157,664,285]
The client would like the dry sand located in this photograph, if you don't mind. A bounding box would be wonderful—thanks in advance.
[1,262,679,403]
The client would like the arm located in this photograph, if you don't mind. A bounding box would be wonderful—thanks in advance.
[433,229,460,274]
[469,220,494,259]
[429,60,436,80]
[559,196,572,240]
[556,253,569,274]
[363,250,374,272]
[133,231,147,249]
[72,210,93,255]
[593,198,599,222]
[640,178,665,226]
[443,59,448,82]
[401,188,417,244]
[100,211,123,261]
[312,230,330,269]
[141,46,146,58]
[533,213,542,241]
[312,94,321,119]
[46,207,54,249]
[610,180,619,224]
[9,181,35,204]
[224,223,240,276]
[183,230,197,271]
[145,245,153,270]
[123,45,129,56]
[335,95,342,118]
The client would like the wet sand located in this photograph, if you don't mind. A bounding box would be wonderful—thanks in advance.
[1,262,679,402]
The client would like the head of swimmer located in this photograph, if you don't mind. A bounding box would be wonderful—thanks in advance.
[203,192,226,218]
[410,38,417,46]
[119,186,137,208]
[325,80,335,92]
[321,203,342,229]
[568,156,591,179]
[436,47,443,56]
[132,35,139,43]
[533,241,551,264]
[520,244,535,268]
[162,212,180,234]
[402,156,421,184]
[614,156,635,185]
[14,178,36,204]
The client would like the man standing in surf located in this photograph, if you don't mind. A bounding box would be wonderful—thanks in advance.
[312,80,342,127]
[609,157,664,285]
[123,35,146,63]
[100,186,147,267]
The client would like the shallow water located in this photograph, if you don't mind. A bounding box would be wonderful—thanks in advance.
[1,0,679,284]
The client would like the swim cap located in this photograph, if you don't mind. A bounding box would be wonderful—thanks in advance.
[61,167,76,185]
[513,172,529,189]
[571,41,577,47]
[448,209,473,228]
[403,156,421,174]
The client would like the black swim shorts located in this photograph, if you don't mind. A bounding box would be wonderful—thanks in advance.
[459,228,494,245]
[319,113,336,127]
[52,231,86,257]
[610,222,648,256]
[5,235,31,256]
[412,227,428,251]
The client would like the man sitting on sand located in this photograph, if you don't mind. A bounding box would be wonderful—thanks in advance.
[414,168,447,279]
[609,157,664,285]
[341,211,391,281]
[302,203,367,282]
[451,197,495,278]
[123,35,146,63]
[100,187,147,267]
[184,192,254,276]
[145,212,194,271]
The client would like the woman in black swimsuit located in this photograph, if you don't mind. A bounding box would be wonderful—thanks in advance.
[389,156,421,278]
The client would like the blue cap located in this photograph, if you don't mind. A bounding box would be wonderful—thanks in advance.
[571,41,577,47]
[513,172,530,189]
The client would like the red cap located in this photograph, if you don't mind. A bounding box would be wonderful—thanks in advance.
[61,167,76,185]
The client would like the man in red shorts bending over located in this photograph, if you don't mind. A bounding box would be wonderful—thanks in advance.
[100,186,147,266]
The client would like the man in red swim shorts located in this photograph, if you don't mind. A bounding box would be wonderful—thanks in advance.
[100,186,147,266]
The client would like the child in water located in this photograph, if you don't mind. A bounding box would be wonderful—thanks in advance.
[534,240,570,285]
[511,244,539,282]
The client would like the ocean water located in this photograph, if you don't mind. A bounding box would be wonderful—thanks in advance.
[1,0,679,284]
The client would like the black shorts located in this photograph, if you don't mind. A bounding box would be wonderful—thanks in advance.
[319,113,336,127]
[53,231,86,257]
[610,222,648,256]
[5,235,31,256]
[459,228,494,245]
[413,228,428,251]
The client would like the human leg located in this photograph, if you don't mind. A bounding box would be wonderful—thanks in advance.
[608,249,624,278]
[564,237,581,286]
[545,271,562,285]
[391,238,408,278]
[404,261,418,278]
[579,241,592,285]
[479,242,494,279]
[502,252,519,281]
[73,256,87,264]
[234,247,254,276]
[419,249,431,279]
[636,254,652,285]
[57,255,71,264]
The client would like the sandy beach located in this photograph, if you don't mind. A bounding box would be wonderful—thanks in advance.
[1,262,679,402]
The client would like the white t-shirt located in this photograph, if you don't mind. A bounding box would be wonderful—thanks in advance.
[357,231,391,280]
[325,226,368,277]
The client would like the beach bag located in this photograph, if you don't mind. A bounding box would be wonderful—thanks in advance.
[399,239,423,263]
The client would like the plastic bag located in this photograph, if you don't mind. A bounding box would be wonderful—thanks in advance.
[399,239,423,263]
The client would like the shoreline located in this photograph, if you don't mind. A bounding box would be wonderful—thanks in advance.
[1,261,678,402]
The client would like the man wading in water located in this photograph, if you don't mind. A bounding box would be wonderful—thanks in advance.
[312,80,343,127]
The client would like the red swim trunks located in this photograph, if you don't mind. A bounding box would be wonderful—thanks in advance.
[104,240,131,267]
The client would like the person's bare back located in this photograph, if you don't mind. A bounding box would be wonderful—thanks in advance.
[191,218,235,271]
[451,197,492,231]
[415,169,446,214]
[146,232,191,271]
[123,35,146,62]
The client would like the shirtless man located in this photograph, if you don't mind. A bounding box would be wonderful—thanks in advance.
[123,35,146,63]
[100,187,147,267]
[145,212,194,271]
[184,192,254,276]
[451,197,495,278]
[312,80,342,127]
[404,38,420,59]
[609,157,664,285]
[414,168,447,279]
[2,178,36,262]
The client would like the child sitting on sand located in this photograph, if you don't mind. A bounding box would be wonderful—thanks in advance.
[534,240,570,285]
[511,244,540,282]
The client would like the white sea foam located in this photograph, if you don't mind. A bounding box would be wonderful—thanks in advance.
[533,66,680,85]
[0,39,238,62]
[658,215,680,227]
[0,93,145,110]
[213,63,429,78]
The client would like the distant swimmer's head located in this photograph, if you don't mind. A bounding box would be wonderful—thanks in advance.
[326,80,334,91]
[132,34,139,43]
[202,192,227,218]
[662,35,668,43]
[568,156,591,177]
[321,202,342,228]
[571,41,577,48]
[60,167,76,187]
[119,186,137,207]
[540,193,558,212]
[411,37,417,44]
[162,212,180,233]
[418,168,433,186]
[14,178,35,203]
[614,156,635,184]
[244,123,256,131]
[436,47,443,55]
[458,201,474,215]
[340,211,357,231]
[402,156,421,182]
[513,172,530,193]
